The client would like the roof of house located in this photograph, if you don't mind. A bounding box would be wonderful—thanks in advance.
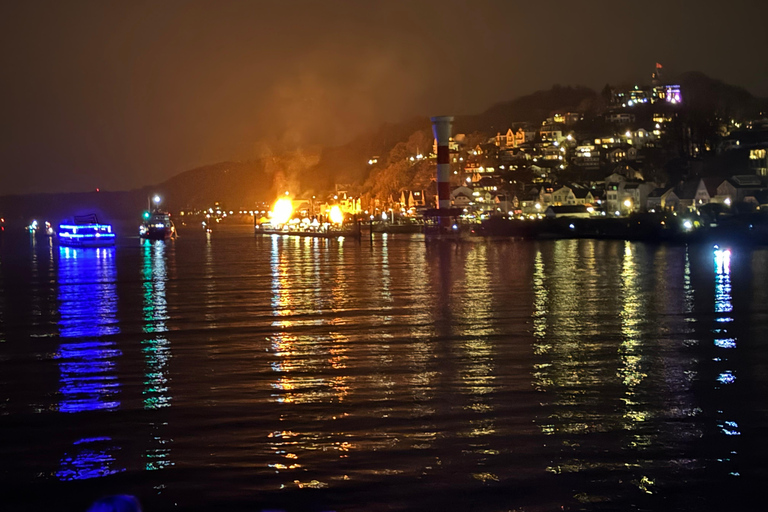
[701,177,722,196]
[730,175,763,187]
[675,179,706,200]
[572,189,592,198]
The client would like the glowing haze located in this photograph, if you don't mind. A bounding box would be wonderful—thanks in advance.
[1,0,767,194]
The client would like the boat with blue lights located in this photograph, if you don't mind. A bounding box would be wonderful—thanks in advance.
[58,214,116,247]
[139,210,176,240]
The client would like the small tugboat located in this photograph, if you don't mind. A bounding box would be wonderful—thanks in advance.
[139,210,176,240]
[139,195,176,240]
[58,214,116,247]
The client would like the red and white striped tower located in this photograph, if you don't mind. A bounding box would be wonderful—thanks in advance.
[431,116,454,211]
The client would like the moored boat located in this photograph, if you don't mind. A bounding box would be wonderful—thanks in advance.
[255,220,361,239]
[58,214,116,247]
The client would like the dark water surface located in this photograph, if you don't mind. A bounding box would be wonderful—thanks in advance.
[1,226,767,511]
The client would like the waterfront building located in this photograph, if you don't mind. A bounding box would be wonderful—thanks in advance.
[552,186,577,206]
[716,175,766,205]
[544,205,590,218]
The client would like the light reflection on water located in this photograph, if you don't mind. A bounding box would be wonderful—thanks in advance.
[55,246,123,481]
[0,231,767,511]
[141,240,173,471]
[712,248,740,477]
[57,247,120,413]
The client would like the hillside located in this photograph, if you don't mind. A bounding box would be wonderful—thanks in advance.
[305,86,598,190]
[455,85,598,134]
[2,72,766,222]
[678,71,768,118]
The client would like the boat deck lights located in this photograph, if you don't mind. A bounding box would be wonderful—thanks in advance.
[59,223,113,232]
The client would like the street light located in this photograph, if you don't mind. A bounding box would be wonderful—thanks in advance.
[153,195,161,205]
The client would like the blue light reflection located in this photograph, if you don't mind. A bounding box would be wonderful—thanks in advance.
[57,247,121,413]
[56,247,123,480]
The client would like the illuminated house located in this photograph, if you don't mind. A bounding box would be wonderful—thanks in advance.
[399,190,427,210]
[540,124,565,143]
[470,189,494,213]
[432,136,460,154]
[547,112,581,126]
[541,145,563,161]
[607,112,635,125]
[515,126,537,146]
[493,194,516,214]
[716,175,766,204]
[659,188,680,211]
[675,178,712,211]
[607,147,629,164]
[451,186,473,208]
[572,188,595,206]
[552,186,577,206]
[664,85,682,104]
[749,148,768,176]
[572,144,600,169]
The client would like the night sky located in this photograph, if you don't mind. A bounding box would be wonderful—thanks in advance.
[2,0,767,195]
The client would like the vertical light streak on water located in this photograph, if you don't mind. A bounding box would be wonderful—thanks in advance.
[456,243,499,483]
[389,238,437,458]
[326,239,350,405]
[29,232,40,322]
[379,233,392,307]
[531,246,552,446]
[269,236,297,405]
[203,231,215,325]
[270,235,293,326]
[531,249,549,361]
[266,235,305,476]
[0,246,5,344]
[141,240,173,471]
[684,247,695,320]
[266,236,352,488]
[712,248,740,476]
[619,242,650,438]
[550,240,602,434]
[459,243,496,426]
[649,247,700,463]
[55,246,123,481]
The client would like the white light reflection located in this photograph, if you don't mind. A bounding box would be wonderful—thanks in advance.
[712,246,740,473]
